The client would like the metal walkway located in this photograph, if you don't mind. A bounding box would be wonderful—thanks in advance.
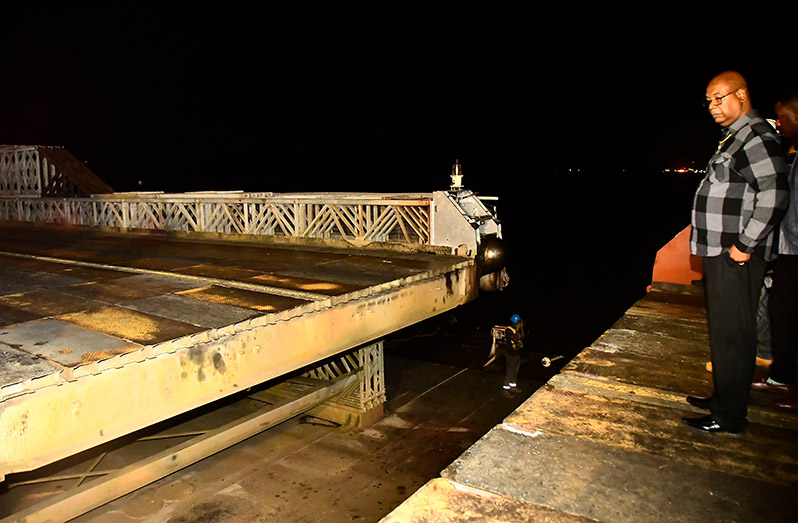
[383,283,798,522]
[0,222,475,485]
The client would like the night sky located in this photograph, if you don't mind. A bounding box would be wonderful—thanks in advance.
[3,4,794,193]
[2,4,796,348]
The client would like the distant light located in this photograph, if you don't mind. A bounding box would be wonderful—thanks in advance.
[663,166,704,175]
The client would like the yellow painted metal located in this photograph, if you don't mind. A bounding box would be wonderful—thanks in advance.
[0,262,476,479]
[0,250,331,302]
[2,374,358,523]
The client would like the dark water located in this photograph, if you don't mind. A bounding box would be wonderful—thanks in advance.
[386,166,702,383]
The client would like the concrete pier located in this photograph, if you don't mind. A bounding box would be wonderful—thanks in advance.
[383,283,798,522]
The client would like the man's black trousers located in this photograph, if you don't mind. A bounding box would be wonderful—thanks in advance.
[703,254,766,430]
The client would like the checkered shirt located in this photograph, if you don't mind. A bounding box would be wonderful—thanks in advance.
[691,110,789,260]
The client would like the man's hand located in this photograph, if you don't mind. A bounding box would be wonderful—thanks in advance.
[729,245,751,264]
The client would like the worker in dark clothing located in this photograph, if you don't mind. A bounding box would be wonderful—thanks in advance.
[485,314,525,396]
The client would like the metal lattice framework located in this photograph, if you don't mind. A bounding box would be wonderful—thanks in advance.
[0,145,81,196]
[303,341,385,413]
[1,145,432,245]
[0,193,432,245]
[0,146,43,195]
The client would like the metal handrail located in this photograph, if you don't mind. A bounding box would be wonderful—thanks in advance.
[0,193,432,244]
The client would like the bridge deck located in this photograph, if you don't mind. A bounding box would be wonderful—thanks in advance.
[383,284,798,522]
[0,222,474,479]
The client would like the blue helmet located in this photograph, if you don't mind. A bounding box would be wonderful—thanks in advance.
[510,314,521,324]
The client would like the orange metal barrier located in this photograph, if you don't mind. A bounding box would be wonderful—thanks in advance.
[651,225,703,285]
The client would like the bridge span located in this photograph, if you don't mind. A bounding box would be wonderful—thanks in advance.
[0,146,508,520]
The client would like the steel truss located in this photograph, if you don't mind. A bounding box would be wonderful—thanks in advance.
[303,341,386,425]
[0,193,432,245]
[0,145,79,196]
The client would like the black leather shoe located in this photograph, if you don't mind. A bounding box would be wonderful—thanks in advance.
[682,415,745,436]
[686,396,711,410]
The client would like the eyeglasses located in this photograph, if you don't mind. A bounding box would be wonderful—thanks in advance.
[704,89,739,108]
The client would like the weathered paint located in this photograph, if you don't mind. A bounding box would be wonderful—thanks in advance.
[0,262,476,478]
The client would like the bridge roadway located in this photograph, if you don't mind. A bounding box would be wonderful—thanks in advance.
[0,221,475,487]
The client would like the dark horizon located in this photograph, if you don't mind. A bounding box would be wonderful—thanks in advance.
[2,5,795,196]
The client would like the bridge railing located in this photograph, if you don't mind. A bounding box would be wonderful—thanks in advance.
[0,145,46,195]
[0,192,433,245]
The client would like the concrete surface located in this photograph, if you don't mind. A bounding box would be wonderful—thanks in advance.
[385,284,798,523]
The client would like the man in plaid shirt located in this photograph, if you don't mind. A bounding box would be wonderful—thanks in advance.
[684,71,789,435]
